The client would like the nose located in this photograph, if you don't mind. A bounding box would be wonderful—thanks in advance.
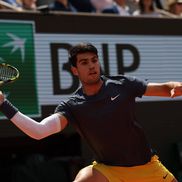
[88,62,95,69]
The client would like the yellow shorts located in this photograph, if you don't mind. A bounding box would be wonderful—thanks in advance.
[92,155,175,182]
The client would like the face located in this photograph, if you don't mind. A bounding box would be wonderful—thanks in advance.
[71,52,101,85]
[142,0,153,6]
[114,0,125,6]
[90,0,105,10]
[175,3,182,15]
[23,0,37,9]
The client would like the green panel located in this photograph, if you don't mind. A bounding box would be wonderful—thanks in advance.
[0,21,39,117]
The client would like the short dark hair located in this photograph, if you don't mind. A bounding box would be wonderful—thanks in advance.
[69,42,98,67]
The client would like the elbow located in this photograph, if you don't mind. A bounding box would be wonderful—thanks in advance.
[29,135,44,140]
[28,131,47,140]
[32,136,44,140]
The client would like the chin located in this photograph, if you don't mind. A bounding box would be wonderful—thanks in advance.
[88,77,101,84]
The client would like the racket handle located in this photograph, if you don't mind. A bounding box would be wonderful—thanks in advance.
[0,99,18,119]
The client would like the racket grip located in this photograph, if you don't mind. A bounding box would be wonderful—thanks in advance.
[0,99,18,119]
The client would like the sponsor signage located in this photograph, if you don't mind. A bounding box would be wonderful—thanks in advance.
[1,20,182,117]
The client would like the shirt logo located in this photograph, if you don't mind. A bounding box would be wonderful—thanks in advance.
[111,94,120,101]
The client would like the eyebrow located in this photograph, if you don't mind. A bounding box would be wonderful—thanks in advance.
[78,55,98,63]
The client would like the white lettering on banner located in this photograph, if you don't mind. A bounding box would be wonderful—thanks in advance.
[34,34,182,105]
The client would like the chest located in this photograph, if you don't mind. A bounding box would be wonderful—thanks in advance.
[71,86,135,128]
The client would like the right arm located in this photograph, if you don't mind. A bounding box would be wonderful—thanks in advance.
[10,112,68,140]
[0,91,68,140]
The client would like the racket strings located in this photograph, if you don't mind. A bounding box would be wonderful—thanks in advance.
[0,66,17,81]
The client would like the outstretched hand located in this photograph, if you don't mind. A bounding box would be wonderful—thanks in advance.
[170,84,182,98]
[0,91,5,105]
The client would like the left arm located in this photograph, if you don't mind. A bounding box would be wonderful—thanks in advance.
[144,82,182,98]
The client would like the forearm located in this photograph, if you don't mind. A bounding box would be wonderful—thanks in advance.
[165,81,182,97]
[0,99,61,139]
[145,82,182,97]
[158,82,179,97]
[11,112,61,140]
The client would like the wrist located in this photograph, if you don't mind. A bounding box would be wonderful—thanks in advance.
[0,100,18,119]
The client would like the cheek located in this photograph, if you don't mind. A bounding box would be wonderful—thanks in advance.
[76,71,88,82]
[77,69,87,78]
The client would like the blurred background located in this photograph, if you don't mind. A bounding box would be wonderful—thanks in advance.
[0,0,182,181]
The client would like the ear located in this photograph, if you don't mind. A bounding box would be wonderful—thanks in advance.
[71,66,78,76]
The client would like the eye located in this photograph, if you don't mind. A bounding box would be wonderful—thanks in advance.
[92,58,98,64]
[80,61,88,65]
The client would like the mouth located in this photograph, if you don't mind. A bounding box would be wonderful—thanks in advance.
[89,71,97,75]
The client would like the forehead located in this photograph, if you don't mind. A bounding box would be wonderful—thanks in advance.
[76,52,98,60]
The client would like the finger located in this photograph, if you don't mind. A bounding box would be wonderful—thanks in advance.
[170,89,175,98]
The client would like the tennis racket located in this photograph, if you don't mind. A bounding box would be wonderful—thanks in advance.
[0,63,19,86]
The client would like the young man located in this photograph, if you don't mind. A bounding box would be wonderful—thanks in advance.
[0,42,181,182]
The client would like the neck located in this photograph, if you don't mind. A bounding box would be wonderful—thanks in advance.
[82,79,103,96]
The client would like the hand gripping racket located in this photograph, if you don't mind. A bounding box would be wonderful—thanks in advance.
[0,63,19,86]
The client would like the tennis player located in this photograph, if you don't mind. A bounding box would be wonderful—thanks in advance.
[0,42,181,182]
